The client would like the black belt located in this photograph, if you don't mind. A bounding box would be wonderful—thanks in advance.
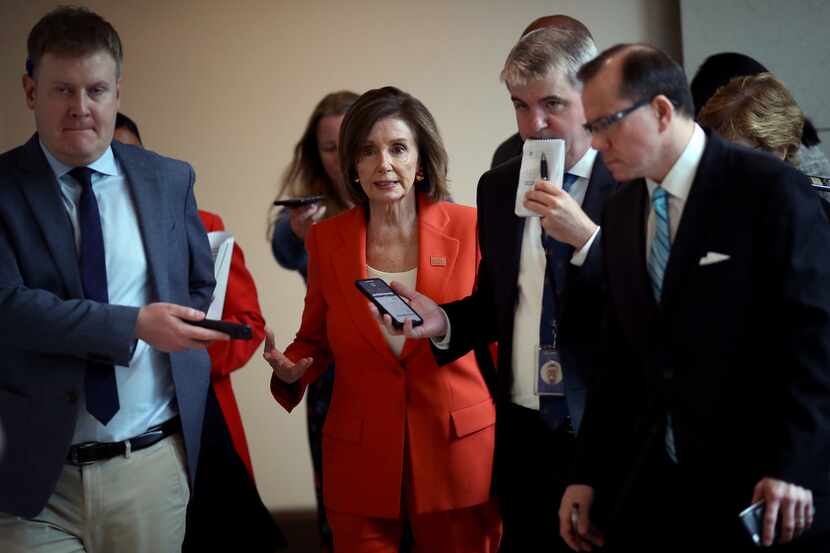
[66,416,180,466]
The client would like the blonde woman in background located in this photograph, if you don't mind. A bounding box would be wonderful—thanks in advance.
[269,91,358,552]
[698,72,830,210]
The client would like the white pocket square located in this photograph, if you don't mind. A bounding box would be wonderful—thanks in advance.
[699,251,730,266]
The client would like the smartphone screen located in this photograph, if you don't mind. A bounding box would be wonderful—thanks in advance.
[355,278,423,328]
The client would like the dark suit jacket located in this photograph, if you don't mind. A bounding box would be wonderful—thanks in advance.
[574,132,830,530]
[0,135,215,517]
[491,133,523,169]
[436,153,617,432]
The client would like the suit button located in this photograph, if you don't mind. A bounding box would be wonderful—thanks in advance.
[66,390,79,404]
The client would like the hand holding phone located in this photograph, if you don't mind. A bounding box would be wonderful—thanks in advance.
[183,318,252,340]
[750,477,814,546]
[356,278,423,330]
[278,199,327,240]
[739,500,765,546]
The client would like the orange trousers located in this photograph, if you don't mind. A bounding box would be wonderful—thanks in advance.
[327,499,502,553]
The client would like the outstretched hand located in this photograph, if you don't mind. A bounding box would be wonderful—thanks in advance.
[262,327,312,384]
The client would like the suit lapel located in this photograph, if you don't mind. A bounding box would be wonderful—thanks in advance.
[660,137,721,309]
[502,165,527,301]
[559,154,617,292]
[112,142,171,301]
[332,207,402,366]
[611,179,658,333]
[400,197,460,361]
[582,154,616,223]
[18,135,84,298]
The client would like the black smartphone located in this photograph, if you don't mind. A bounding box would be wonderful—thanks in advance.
[355,278,423,329]
[185,318,253,340]
[738,500,764,546]
[272,195,325,207]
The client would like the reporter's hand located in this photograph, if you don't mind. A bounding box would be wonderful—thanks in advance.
[752,477,814,546]
[136,303,229,352]
[262,327,312,384]
[368,281,448,339]
[559,484,604,551]
[288,203,326,240]
[524,179,597,249]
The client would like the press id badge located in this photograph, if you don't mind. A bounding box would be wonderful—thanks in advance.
[536,344,565,396]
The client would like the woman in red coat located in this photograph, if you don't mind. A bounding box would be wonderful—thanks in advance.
[264,87,501,553]
[198,210,265,476]
[114,114,284,551]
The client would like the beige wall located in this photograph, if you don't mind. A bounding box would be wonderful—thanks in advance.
[0,0,680,510]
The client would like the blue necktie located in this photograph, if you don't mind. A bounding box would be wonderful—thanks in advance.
[646,185,677,461]
[647,186,671,301]
[70,167,120,425]
[538,173,579,430]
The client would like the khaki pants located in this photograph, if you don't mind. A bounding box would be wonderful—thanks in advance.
[0,433,190,553]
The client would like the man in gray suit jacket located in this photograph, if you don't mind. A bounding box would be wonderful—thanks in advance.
[0,7,228,552]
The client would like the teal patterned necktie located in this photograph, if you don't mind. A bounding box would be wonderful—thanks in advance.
[647,186,671,301]
[647,185,677,461]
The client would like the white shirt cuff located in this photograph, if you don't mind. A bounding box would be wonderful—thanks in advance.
[570,226,600,267]
[430,307,452,350]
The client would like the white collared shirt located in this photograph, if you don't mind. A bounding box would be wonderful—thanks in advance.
[645,124,707,253]
[510,147,598,409]
[434,148,602,409]
[40,143,177,444]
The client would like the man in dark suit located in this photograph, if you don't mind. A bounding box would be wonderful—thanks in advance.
[560,44,830,552]
[0,7,228,552]
[491,15,594,169]
[383,27,617,552]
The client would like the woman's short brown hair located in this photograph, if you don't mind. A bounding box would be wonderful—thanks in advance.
[698,73,804,166]
[339,86,449,204]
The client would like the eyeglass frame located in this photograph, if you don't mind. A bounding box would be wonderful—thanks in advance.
[582,97,654,134]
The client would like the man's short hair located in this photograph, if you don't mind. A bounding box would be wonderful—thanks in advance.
[520,15,593,40]
[27,6,123,78]
[501,27,597,89]
[115,113,143,144]
[578,44,695,118]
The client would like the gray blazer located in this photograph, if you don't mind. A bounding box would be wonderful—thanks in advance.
[0,135,215,517]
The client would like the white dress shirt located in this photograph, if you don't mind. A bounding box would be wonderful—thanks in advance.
[510,147,598,409]
[434,147,600,410]
[41,143,178,444]
[645,124,707,252]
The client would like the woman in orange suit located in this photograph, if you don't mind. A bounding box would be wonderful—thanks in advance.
[264,87,501,553]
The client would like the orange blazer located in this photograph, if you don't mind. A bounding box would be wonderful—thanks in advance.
[271,196,496,519]
[200,210,266,478]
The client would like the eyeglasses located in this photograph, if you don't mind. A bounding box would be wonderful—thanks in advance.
[582,97,653,134]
